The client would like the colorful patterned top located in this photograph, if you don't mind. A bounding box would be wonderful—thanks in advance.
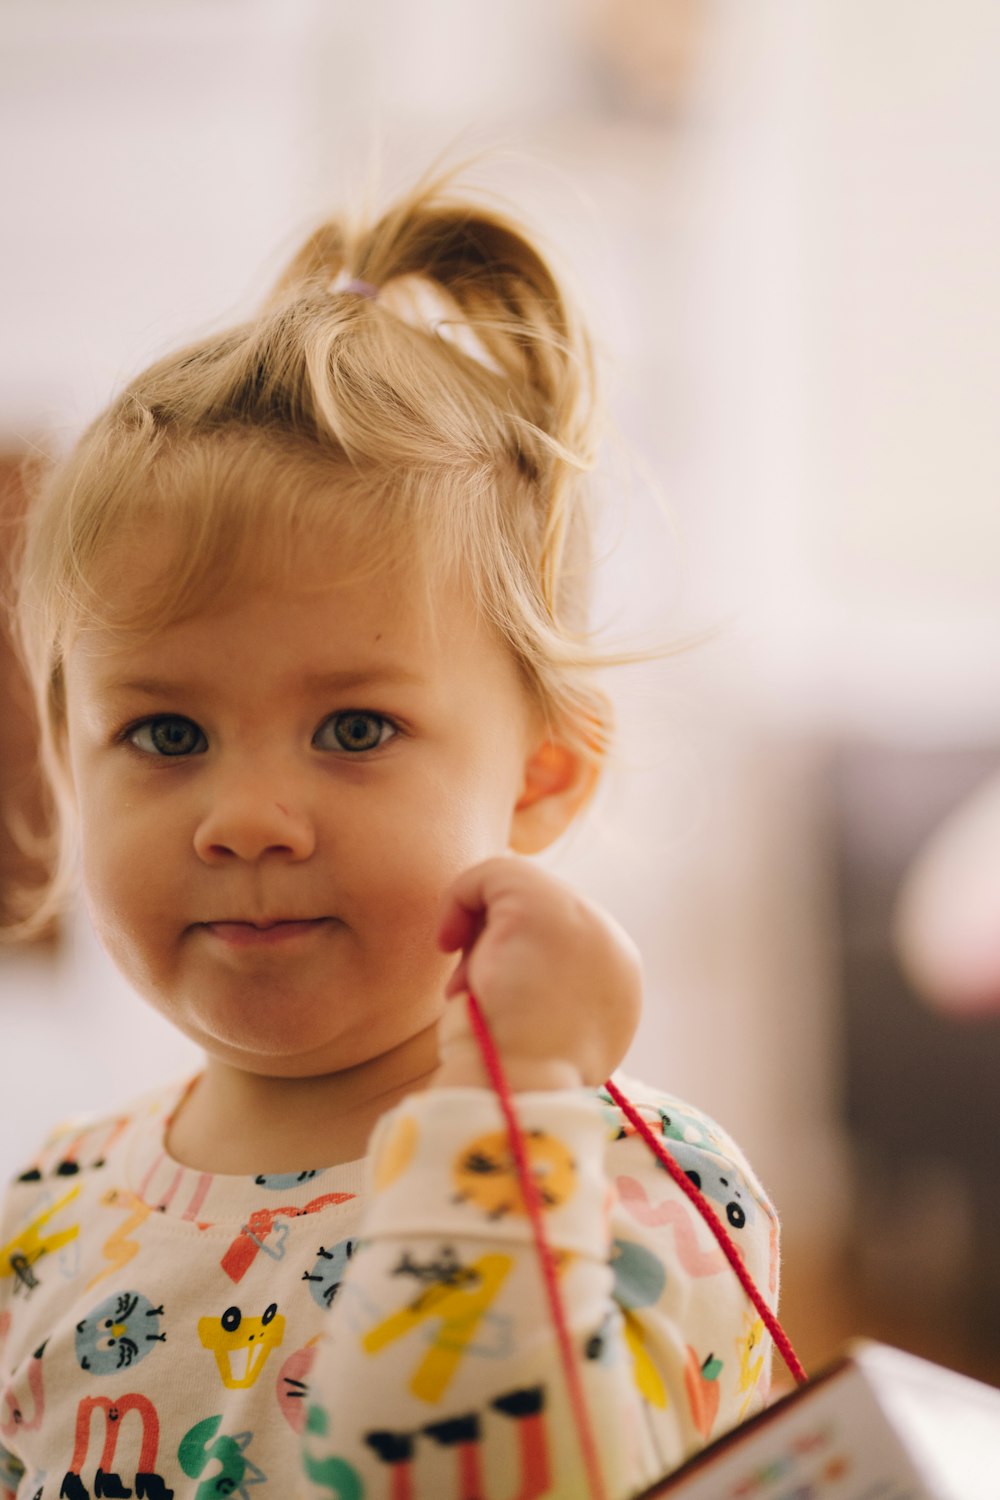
[0,1074,778,1498]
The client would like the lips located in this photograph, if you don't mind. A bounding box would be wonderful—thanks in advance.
[202,918,332,948]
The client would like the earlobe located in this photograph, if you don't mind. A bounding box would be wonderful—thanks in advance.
[509,740,600,854]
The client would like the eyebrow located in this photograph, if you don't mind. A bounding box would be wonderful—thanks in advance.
[100,665,428,698]
[301,666,427,693]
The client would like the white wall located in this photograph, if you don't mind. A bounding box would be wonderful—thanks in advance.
[4,0,1000,1247]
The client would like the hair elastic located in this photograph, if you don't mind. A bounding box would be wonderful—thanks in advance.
[339,277,379,301]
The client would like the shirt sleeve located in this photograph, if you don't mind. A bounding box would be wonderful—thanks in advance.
[0,1181,28,1497]
[301,1079,779,1499]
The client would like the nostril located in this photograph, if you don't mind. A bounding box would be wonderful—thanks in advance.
[193,792,316,864]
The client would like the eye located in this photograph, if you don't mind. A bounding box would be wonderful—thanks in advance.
[313,712,397,754]
[128,716,207,757]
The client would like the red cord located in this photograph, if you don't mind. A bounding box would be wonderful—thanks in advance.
[465,994,809,1500]
[465,995,610,1500]
[601,1079,808,1388]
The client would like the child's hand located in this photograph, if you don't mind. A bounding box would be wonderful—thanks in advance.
[430,857,642,1093]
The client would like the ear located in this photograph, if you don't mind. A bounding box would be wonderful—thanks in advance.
[509,738,600,854]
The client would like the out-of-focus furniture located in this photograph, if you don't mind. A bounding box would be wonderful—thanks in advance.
[833,742,1000,1347]
[0,452,55,943]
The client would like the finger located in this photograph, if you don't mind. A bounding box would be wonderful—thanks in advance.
[444,953,470,999]
[437,898,484,956]
[437,857,516,952]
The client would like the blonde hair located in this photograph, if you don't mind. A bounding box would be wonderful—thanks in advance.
[11,167,611,936]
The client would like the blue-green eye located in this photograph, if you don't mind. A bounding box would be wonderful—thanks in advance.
[314,712,396,754]
[128,716,207,757]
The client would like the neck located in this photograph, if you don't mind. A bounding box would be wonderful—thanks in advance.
[167,1024,442,1175]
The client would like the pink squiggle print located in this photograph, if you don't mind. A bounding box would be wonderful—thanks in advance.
[615,1176,726,1278]
[277,1339,320,1434]
[1,1342,46,1436]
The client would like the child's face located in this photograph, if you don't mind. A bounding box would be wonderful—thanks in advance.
[62,538,543,1078]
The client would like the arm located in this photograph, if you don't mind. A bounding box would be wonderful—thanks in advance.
[301,860,777,1498]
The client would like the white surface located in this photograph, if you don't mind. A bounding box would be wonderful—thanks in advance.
[4,0,1000,1248]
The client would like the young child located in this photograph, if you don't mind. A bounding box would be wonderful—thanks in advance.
[0,171,780,1499]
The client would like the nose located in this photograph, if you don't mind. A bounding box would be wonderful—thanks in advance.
[193,768,316,865]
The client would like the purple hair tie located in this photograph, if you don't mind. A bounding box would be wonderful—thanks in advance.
[340,278,379,301]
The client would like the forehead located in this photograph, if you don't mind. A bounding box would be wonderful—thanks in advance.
[83,466,425,631]
[67,417,499,632]
[55,434,540,723]
[67,532,524,706]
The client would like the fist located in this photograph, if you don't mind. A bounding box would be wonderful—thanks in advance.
[432,856,642,1091]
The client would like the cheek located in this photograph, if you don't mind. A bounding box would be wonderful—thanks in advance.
[79,840,177,1003]
[76,789,168,945]
[80,838,145,947]
[391,762,517,874]
[351,768,514,938]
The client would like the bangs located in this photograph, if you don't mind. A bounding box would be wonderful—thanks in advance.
[69,430,487,642]
[22,421,601,762]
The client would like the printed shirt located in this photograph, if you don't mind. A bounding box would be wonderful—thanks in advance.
[0,1074,779,1499]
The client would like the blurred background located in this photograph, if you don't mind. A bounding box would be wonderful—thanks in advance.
[3,0,1000,1390]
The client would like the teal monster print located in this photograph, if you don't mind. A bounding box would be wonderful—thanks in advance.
[611,1236,667,1309]
[179,1414,266,1496]
[0,1439,24,1492]
[586,1238,666,1367]
[664,1141,756,1230]
[76,1291,166,1373]
[302,1405,363,1499]
[598,1089,722,1154]
[303,1239,356,1311]
[254,1171,324,1190]
[655,1103,723,1152]
[598,1090,756,1231]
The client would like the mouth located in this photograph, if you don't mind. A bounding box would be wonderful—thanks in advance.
[200,918,333,948]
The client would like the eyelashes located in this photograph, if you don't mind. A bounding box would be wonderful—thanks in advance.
[127,717,207,757]
[313,712,397,754]
[123,711,399,758]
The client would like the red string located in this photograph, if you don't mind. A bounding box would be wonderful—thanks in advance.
[465,995,810,1500]
[465,995,610,1500]
[601,1078,808,1388]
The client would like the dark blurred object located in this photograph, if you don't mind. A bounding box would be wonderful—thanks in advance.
[833,743,1000,1350]
[0,451,57,945]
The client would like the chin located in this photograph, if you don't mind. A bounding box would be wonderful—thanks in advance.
[196,1004,404,1075]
